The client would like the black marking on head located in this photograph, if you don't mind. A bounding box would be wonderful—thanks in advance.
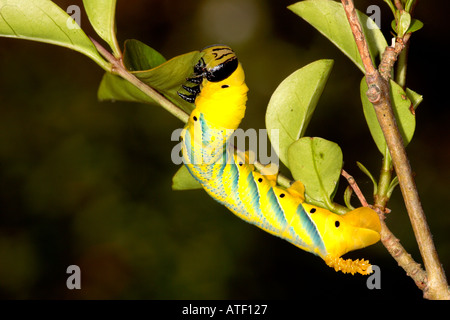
[211,46,235,60]
[258,178,263,183]
[205,58,238,82]
[193,116,198,121]
[221,85,229,88]
[180,45,238,104]
[280,193,285,198]
[335,221,340,228]
[310,208,316,214]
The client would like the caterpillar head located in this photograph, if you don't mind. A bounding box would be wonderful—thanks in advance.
[180,45,248,130]
[178,45,240,103]
[195,45,239,82]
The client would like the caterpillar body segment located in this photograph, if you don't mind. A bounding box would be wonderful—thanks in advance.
[178,45,381,275]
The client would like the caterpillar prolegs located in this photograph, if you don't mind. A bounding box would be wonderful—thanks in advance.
[178,45,381,275]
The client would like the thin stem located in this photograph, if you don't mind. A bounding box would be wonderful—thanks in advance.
[90,37,189,123]
[375,146,393,208]
[395,42,409,88]
[394,0,404,11]
[405,0,417,13]
[84,49,113,73]
[383,0,397,16]
[110,7,122,59]
[341,169,369,207]
[341,0,449,299]
[379,217,428,289]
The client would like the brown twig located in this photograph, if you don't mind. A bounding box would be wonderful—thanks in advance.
[341,169,369,207]
[340,0,449,299]
[379,217,428,290]
[393,0,404,11]
[343,170,428,289]
[379,35,411,81]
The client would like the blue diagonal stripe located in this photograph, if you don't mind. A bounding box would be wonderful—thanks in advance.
[295,204,327,256]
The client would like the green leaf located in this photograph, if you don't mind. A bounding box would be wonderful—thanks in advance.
[392,18,423,35]
[288,0,388,73]
[265,59,333,168]
[132,50,203,114]
[386,80,417,144]
[172,166,202,190]
[98,40,167,104]
[405,0,416,13]
[356,161,378,195]
[405,87,423,111]
[123,39,166,71]
[406,19,424,34]
[288,137,343,209]
[387,176,399,198]
[360,77,416,154]
[98,72,156,104]
[82,0,120,56]
[98,49,203,114]
[391,19,397,33]
[397,11,411,37]
[0,0,109,70]
[344,186,355,210]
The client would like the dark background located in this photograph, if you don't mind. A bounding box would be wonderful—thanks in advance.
[0,0,448,300]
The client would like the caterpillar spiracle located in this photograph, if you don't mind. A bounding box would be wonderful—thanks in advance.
[177,45,381,275]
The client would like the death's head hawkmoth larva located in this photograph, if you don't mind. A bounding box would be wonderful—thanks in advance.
[178,45,381,275]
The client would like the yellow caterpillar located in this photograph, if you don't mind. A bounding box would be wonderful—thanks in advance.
[178,45,381,275]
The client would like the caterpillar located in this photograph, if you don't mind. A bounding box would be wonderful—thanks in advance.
[177,45,381,275]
